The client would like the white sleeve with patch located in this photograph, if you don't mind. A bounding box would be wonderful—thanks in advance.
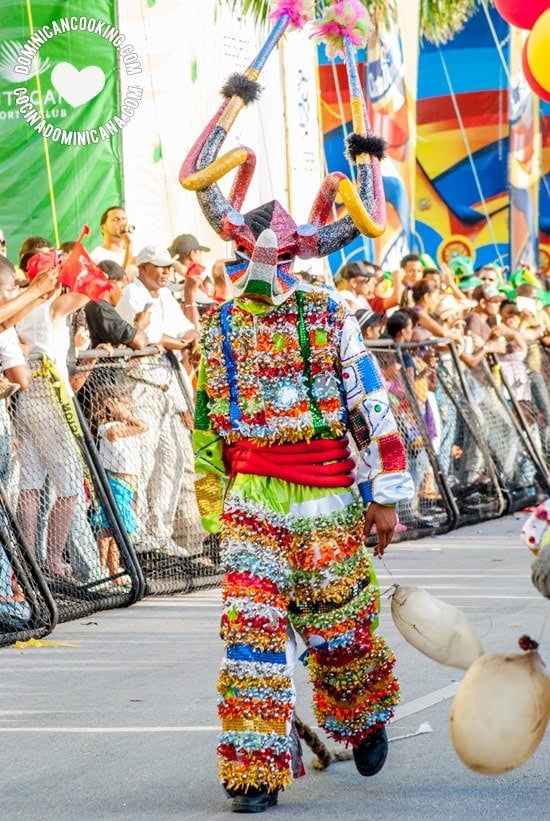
[339,312,414,506]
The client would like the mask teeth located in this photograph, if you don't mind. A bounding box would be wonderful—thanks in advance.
[250,229,278,267]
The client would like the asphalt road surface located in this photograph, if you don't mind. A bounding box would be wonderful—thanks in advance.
[1,513,548,819]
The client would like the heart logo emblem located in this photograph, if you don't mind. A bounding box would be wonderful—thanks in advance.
[51,62,106,108]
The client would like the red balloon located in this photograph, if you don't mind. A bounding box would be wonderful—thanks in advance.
[494,0,550,29]
[522,38,550,102]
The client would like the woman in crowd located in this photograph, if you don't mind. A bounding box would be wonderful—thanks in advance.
[14,239,93,581]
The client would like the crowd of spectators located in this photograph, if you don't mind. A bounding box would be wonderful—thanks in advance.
[335,252,550,509]
[1,215,550,621]
[0,208,217,614]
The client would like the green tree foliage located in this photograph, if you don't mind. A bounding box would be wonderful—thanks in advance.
[220,0,490,45]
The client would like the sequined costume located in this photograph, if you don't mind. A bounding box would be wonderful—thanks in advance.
[194,288,414,793]
[181,0,415,800]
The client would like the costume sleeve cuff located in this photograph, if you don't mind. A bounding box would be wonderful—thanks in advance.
[358,473,415,506]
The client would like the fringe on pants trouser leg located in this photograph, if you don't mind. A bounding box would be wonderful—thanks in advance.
[217,481,399,793]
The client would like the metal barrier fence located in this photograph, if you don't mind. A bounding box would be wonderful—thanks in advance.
[4,354,145,625]
[539,346,550,468]
[74,348,222,595]
[0,337,548,646]
[0,487,57,646]
[367,340,503,539]
[365,339,549,538]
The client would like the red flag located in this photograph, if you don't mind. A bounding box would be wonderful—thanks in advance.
[26,250,59,280]
[59,232,113,302]
[185,262,205,279]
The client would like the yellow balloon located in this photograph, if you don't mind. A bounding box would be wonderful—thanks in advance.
[527,9,550,93]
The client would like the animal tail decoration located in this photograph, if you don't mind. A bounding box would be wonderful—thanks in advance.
[179,0,387,261]
[294,714,353,770]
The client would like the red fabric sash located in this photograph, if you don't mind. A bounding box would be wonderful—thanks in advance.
[223,437,355,488]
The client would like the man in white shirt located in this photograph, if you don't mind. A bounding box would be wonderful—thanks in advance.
[117,245,199,352]
[116,246,202,557]
[90,206,135,272]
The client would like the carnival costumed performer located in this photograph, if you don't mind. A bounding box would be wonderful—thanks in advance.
[180,0,415,813]
[521,498,550,598]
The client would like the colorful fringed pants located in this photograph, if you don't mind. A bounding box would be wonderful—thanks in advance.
[217,474,399,793]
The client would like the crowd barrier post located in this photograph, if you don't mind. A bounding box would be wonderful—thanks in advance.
[0,482,58,646]
[489,354,550,493]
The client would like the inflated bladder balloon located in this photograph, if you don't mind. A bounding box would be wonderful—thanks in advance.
[520,497,550,554]
[450,641,550,775]
[522,39,550,102]
[531,544,550,598]
[494,0,550,30]
[390,585,483,670]
[526,9,550,92]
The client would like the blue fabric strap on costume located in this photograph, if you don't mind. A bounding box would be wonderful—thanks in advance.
[226,643,287,665]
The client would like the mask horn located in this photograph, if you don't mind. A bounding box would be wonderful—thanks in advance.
[307,9,387,257]
[179,6,312,239]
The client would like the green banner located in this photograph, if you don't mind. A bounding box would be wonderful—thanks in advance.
[0,1,136,260]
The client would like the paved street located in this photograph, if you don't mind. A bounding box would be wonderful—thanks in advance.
[1,513,548,819]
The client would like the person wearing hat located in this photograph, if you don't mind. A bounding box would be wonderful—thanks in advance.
[335,260,378,312]
[464,283,508,360]
[169,233,211,270]
[84,260,150,351]
[168,233,213,327]
[446,255,483,299]
[434,293,474,353]
[182,11,416,805]
[456,274,483,298]
[14,241,100,582]
[514,283,550,446]
[355,306,384,342]
[116,245,202,558]
[117,245,199,354]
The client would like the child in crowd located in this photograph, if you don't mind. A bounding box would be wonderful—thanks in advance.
[0,543,31,628]
[91,386,147,584]
[498,299,530,402]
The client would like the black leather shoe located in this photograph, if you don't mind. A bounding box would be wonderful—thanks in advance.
[230,788,278,814]
[353,727,388,776]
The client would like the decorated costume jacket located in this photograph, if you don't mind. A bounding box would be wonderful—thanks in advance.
[194,287,414,529]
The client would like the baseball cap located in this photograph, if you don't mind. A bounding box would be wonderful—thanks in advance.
[338,261,377,281]
[169,233,210,259]
[355,307,384,329]
[136,246,178,267]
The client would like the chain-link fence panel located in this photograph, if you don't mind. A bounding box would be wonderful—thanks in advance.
[75,348,222,595]
[483,354,550,509]
[8,355,143,623]
[431,345,506,525]
[0,479,57,646]
[367,341,455,540]
[462,355,547,513]
[537,345,550,467]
